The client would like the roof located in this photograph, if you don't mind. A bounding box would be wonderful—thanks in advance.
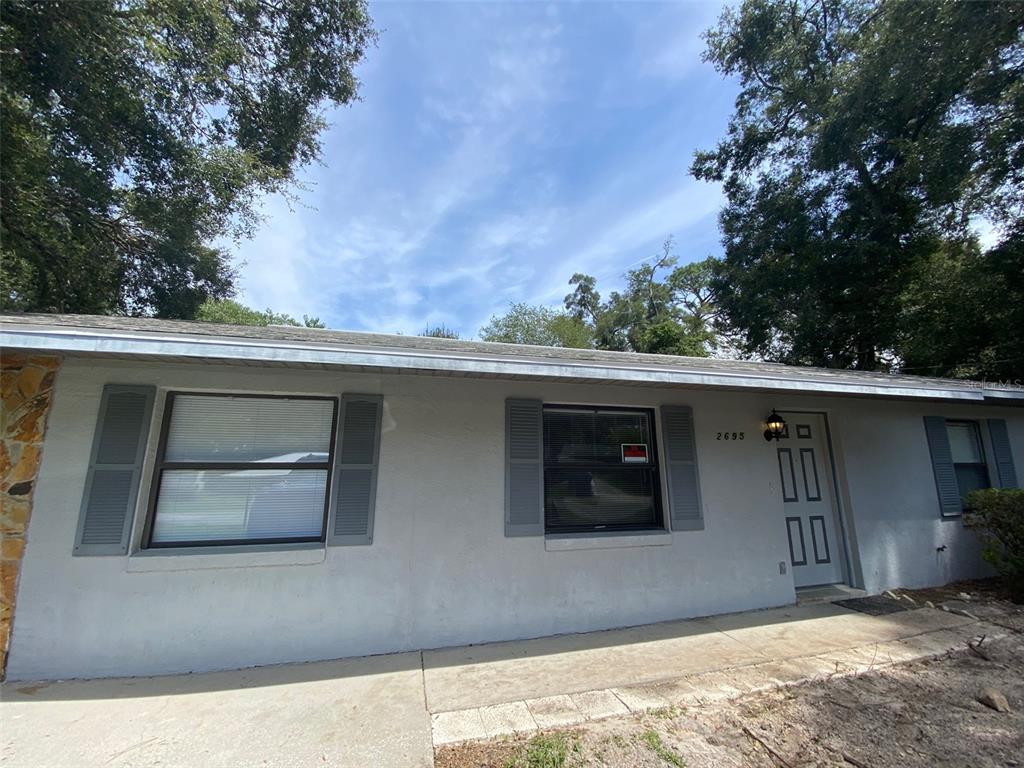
[1,313,1020,404]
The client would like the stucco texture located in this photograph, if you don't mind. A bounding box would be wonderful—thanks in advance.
[6,357,1022,680]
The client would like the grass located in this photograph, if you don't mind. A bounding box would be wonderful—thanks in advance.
[504,732,579,768]
[649,705,680,720]
[639,729,687,767]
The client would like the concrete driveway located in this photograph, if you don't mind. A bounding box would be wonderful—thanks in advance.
[0,601,988,767]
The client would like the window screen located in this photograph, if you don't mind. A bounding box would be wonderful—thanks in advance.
[946,421,990,502]
[543,407,663,533]
[147,394,337,547]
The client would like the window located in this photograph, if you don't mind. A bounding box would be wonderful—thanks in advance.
[946,421,990,502]
[543,406,663,533]
[146,393,338,548]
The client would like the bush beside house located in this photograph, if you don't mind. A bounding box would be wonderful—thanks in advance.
[965,488,1024,602]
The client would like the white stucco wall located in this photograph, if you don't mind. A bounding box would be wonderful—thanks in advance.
[7,358,1023,680]
[829,398,1022,594]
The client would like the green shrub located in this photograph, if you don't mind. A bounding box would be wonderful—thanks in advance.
[964,488,1024,601]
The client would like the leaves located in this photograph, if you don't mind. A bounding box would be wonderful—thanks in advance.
[565,239,723,357]
[0,0,376,316]
[897,229,1024,380]
[421,325,461,339]
[696,0,1024,372]
[480,303,593,349]
[194,299,325,328]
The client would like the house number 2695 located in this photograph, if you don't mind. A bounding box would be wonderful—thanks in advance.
[716,432,745,440]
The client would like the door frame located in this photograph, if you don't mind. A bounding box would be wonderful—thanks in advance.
[776,409,862,589]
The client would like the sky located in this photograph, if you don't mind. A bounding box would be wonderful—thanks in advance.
[231,1,737,337]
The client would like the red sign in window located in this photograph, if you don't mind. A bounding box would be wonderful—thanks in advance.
[621,443,649,463]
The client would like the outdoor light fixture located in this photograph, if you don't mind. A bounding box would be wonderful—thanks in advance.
[763,410,786,442]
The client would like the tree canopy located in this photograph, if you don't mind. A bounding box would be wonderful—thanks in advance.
[480,303,593,348]
[1,0,375,317]
[694,0,1024,376]
[565,239,722,357]
[195,299,325,328]
[420,324,461,339]
[897,229,1024,380]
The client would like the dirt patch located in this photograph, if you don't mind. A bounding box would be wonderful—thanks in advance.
[437,633,1024,768]
[897,577,1024,633]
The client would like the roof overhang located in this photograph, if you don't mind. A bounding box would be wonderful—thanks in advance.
[2,321,1021,404]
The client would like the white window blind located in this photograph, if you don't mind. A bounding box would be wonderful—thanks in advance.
[164,396,335,463]
[148,395,336,547]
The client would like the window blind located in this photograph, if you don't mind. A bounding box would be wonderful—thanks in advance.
[148,394,336,547]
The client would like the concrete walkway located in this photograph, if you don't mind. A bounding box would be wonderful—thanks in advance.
[425,602,991,745]
[0,602,999,767]
[0,652,434,768]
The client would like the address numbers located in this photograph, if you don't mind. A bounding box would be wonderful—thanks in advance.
[715,432,745,440]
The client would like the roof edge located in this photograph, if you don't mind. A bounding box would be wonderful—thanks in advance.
[4,322,1020,404]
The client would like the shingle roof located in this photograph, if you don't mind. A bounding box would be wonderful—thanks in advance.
[1,312,1020,403]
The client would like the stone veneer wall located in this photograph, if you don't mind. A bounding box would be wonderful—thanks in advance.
[1,352,59,678]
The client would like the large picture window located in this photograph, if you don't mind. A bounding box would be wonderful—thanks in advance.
[146,393,338,548]
[946,420,990,501]
[543,406,664,534]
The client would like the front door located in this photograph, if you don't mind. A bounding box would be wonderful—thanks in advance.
[777,413,844,587]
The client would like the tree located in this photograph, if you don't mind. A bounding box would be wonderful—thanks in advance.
[420,325,461,339]
[480,303,593,348]
[898,232,1024,381]
[565,238,721,357]
[195,299,325,328]
[694,0,1024,370]
[1,0,376,317]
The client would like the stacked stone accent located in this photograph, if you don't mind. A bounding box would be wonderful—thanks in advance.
[1,352,60,677]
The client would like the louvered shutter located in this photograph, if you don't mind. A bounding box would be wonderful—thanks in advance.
[987,419,1019,489]
[660,405,704,531]
[505,399,543,537]
[74,385,155,555]
[328,394,382,545]
[923,416,962,516]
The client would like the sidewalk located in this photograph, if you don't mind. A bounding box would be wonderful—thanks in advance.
[0,602,999,767]
[424,601,988,745]
[1,652,434,768]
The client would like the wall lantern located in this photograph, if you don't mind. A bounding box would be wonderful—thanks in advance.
[763,410,787,442]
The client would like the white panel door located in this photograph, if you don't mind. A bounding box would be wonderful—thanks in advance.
[777,413,844,587]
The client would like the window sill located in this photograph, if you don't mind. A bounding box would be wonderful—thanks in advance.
[125,542,326,572]
[544,530,672,552]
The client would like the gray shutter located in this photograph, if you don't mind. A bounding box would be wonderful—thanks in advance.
[505,399,543,537]
[660,405,704,531]
[923,416,962,516]
[74,384,155,555]
[988,419,1018,488]
[328,394,382,545]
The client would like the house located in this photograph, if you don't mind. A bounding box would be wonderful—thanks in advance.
[0,313,1020,681]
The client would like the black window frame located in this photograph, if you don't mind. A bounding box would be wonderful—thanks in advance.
[946,419,991,502]
[143,391,339,549]
[542,404,665,535]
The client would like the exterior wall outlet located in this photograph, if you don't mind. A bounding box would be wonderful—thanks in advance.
[779,561,787,575]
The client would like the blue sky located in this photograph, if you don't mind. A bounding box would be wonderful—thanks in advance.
[232,1,737,336]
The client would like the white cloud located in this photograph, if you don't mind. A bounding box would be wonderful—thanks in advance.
[228,2,734,338]
[232,195,315,319]
[639,2,725,81]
